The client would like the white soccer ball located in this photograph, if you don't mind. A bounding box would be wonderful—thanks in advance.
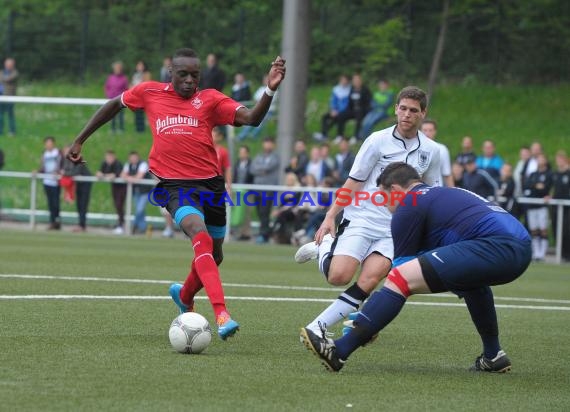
[169,312,212,354]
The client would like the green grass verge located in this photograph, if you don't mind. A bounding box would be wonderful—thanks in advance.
[0,81,568,217]
[0,229,569,411]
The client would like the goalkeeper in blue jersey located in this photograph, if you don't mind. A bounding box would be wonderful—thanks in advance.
[302,162,532,373]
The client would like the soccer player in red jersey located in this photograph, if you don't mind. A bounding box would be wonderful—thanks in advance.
[68,48,286,340]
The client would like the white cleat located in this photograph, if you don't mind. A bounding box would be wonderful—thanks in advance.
[295,241,319,263]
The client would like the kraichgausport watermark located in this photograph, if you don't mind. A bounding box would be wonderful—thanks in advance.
[147,188,422,208]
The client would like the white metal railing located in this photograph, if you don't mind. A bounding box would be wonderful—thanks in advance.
[1,170,569,263]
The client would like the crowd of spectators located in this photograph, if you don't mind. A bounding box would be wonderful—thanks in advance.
[2,54,569,261]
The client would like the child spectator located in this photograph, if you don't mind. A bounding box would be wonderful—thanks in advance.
[37,136,62,230]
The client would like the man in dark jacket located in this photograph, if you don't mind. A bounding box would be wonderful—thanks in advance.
[199,53,225,91]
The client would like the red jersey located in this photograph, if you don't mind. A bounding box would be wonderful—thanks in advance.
[121,81,243,179]
[215,145,231,176]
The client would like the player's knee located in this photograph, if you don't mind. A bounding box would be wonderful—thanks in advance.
[361,268,387,285]
[326,260,358,286]
[181,217,207,239]
[327,269,351,286]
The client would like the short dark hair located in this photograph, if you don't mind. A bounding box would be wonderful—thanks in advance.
[377,162,421,188]
[173,48,198,59]
[422,119,437,129]
[44,136,55,143]
[239,144,250,153]
[396,86,428,111]
[105,150,115,155]
[263,136,275,143]
[129,151,139,156]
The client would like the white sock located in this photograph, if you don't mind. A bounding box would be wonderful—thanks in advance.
[317,234,334,275]
[306,283,368,333]
[540,238,548,259]
[306,299,357,333]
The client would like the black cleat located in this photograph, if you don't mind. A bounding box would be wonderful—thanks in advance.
[470,350,512,373]
[300,327,345,372]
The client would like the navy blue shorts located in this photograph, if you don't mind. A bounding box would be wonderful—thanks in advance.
[417,236,532,293]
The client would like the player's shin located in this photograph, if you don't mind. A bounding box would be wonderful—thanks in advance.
[192,231,228,317]
[180,260,202,310]
[461,287,501,359]
[306,283,368,333]
[335,286,407,359]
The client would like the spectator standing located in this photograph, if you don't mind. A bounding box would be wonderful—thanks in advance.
[333,137,355,185]
[37,137,62,230]
[497,163,516,213]
[233,145,254,241]
[159,56,172,83]
[455,136,476,166]
[521,141,543,187]
[551,150,570,261]
[271,172,303,244]
[313,75,351,142]
[0,57,18,136]
[476,139,504,181]
[358,80,394,140]
[421,119,454,187]
[523,153,553,261]
[230,73,252,103]
[452,162,464,187]
[513,146,531,197]
[319,142,337,174]
[212,126,232,192]
[104,61,129,133]
[62,146,92,232]
[250,137,280,244]
[305,146,330,184]
[284,139,309,181]
[199,53,225,91]
[237,75,277,140]
[121,151,150,234]
[512,146,531,223]
[462,155,498,200]
[131,60,152,133]
[96,150,126,234]
[337,73,372,144]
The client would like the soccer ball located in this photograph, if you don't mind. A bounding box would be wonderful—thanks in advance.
[169,312,212,354]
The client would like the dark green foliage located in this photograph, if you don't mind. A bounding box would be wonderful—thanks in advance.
[0,0,568,84]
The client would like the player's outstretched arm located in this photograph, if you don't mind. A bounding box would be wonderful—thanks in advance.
[67,97,124,163]
[234,56,286,127]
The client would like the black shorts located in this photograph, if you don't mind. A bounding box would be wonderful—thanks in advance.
[156,176,227,238]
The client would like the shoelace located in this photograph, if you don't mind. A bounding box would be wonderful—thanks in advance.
[317,321,333,338]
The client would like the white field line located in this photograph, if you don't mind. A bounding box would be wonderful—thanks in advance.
[0,294,569,312]
[1,273,569,306]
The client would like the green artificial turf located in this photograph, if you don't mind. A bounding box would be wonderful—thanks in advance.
[0,229,569,411]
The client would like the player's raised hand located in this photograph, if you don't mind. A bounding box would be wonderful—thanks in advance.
[314,214,336,245]
[67,142,85,164]
[267,56,286,91]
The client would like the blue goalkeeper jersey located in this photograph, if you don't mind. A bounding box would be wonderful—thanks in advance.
[391,184,530,259]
